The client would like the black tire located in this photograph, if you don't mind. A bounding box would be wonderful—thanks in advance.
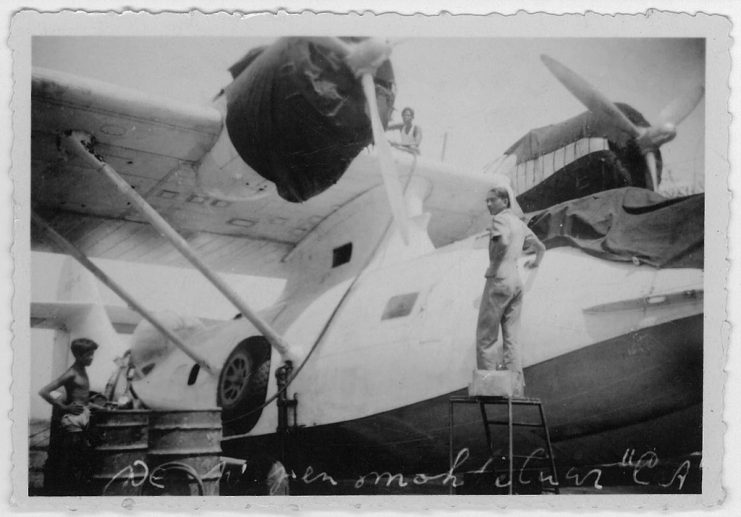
[218,340,270,435]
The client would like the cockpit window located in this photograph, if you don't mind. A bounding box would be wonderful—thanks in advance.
[381,293,419,320]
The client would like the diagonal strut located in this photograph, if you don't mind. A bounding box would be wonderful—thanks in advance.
[60,130,299,366]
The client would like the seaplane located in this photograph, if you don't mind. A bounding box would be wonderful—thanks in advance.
[29,37,704,493]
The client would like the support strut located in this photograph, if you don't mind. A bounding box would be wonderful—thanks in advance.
[32,211,217,375]
[61,130,297,365]
[275,363,298,466]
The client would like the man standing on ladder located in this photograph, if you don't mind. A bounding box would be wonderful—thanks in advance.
[476,187,545,397]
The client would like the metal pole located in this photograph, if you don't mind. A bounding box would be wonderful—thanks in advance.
[440,132,448,162]
[61,131,297,365]
[31,211,217,375]
[508,398,514,495]
[449,399,454,495]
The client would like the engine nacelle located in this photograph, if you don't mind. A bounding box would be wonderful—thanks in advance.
[197,37,395,203]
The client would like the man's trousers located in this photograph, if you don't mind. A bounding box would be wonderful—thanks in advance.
[476,276,525,396]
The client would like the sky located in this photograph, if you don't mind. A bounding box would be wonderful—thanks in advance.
[32,36,705,191]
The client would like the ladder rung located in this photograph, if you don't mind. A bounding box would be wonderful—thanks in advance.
[451,394,559,494]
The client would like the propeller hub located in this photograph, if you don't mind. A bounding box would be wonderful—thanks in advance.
[540,54,703,173]
[638,124,677,153]
[345,38,393,77]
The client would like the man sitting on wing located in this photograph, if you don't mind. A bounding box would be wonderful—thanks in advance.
[387,106,423,154]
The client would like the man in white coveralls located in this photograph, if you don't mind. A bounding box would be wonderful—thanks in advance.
[476,186,545,397]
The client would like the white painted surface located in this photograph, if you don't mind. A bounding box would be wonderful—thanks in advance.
[32,252,284,319]
[251,241,702,433]
[29,329,59,421]
[29,251,284,418]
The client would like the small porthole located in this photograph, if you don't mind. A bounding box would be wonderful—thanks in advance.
[187,364,201,385]
[332,242,353,268]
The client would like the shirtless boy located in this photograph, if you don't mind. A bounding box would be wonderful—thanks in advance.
[38,338,100,495]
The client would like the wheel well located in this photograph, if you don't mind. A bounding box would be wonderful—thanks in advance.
[218,335,272,436]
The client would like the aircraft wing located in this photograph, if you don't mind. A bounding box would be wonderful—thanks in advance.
[31,67,293,277]
[31,67,492,278]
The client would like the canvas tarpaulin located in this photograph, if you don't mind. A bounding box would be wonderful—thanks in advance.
[528,187,704,269]
[504,103,652,165]
[224,38,395,203]
[505,111,632,165]
[515,150,634,213]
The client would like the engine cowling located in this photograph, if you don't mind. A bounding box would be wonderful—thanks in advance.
[221,37,395,203]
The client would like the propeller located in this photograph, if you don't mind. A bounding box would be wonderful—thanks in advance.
[658,84,705,127]
[540,54,704,191]
[310,37,410,243]
[541,55,640,139]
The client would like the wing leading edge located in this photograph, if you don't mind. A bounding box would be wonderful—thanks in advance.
[31,68,298,277]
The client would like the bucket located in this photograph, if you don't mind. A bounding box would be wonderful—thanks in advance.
[90,410,150,496]
[145,409,223,496]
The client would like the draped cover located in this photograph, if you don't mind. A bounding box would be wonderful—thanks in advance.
[224,38,395,202]
[528,187,704,269]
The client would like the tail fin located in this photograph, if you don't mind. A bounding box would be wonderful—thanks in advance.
[32,257,129,392]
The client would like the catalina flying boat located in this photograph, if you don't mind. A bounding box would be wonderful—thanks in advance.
[29,37,705,492]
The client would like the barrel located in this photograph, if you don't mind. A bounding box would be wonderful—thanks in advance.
[90,410,150,496]
[28,420,50,495]
[145,409,222,496]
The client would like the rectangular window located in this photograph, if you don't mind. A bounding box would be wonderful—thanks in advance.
[381,293,419,320]
[332,242,352,267]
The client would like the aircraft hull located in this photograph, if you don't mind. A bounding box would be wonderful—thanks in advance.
[222,313,702,481]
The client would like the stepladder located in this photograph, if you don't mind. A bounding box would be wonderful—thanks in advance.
[449,395,560,495]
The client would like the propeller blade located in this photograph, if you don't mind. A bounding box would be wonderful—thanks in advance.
[304,36,353,57]
[540,55,641,138]
[360,72,410,243]
[657,85,705,126]
[645,151,659,191]
[346,39,393,76]
[306,37,409,242]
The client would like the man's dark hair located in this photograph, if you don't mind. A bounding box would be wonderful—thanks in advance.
[402,107,414,117]
[70,338,99,358]
[488,186,510,206]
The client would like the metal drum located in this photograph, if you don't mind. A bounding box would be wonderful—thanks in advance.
[145,409,223,496]
[90,410,150,496]
[28,420,50,495]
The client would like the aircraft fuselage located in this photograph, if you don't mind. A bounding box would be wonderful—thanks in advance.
[217,232,703,473]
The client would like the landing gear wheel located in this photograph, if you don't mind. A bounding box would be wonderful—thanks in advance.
[218,341,270,435]
[219,346,252,411]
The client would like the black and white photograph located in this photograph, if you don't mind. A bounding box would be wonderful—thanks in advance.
[7,6,733,512]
